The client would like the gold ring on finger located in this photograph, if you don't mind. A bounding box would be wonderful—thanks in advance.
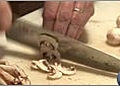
[74,8,85,13]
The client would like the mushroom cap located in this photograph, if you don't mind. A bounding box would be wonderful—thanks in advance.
[47,65,62,80]
[38,34,59,50]
[106,28,120,45]
[116,15,120,28]
[31,59,50,72]
[56,64,76,75]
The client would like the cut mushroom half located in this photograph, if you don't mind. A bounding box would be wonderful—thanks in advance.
[31,59,76,80]
[47,65,62,80]
[55,63,76,75]
[38,33,59,50]
[31,59,50,72]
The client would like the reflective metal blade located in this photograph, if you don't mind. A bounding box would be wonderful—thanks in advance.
[7,18,120,72]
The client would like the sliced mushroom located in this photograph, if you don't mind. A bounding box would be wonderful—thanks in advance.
[31,59,50,72]
[31,59,76,80]
[38,34,59,50]
[47,65,62,80]
[55,63,76,75]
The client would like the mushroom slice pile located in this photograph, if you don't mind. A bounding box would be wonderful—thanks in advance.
[47,65,62,80]
[56,63,76,75]
[31,59,76,80]
[31,59,50,72]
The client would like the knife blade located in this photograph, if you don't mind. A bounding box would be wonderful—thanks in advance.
[6,18,120,73]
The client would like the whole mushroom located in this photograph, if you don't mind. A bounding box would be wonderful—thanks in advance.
[116,15,120,28]
[106,28,120,45]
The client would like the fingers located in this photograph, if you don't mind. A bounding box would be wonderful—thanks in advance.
[76,1,94,26]
[66,1,94,39]
[53,2,74,34]
[43,1,60,30]
[43,1,94,39]
[0,2,12,31]
[66,2,86,38]
[75,1,94,39]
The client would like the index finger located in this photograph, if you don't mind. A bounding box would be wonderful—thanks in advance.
[43,1,60,30]
[53,1,74,35]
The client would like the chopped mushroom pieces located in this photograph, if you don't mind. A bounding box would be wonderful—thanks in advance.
[31,59,76,80]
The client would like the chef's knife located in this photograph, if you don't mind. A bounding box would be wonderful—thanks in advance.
[6,18,120,73]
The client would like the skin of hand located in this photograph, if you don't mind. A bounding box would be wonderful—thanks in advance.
[42,1,94,39]
[0,1,12,31]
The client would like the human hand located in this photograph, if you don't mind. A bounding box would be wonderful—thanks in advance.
[42,1,94,39]
[0,2,12,31]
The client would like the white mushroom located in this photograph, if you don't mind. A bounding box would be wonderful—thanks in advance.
[116,15,120,28]
[106,28,120,45]
[56,63,76,75]
[31,59,50,72]
[47,65,62,80]
[31,59,76,80]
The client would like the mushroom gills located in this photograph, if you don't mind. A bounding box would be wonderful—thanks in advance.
[31,59,50,72]
[47,65,62,80]
[56,64,76,75]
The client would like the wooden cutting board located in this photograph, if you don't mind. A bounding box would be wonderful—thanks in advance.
[3,1,120,85]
